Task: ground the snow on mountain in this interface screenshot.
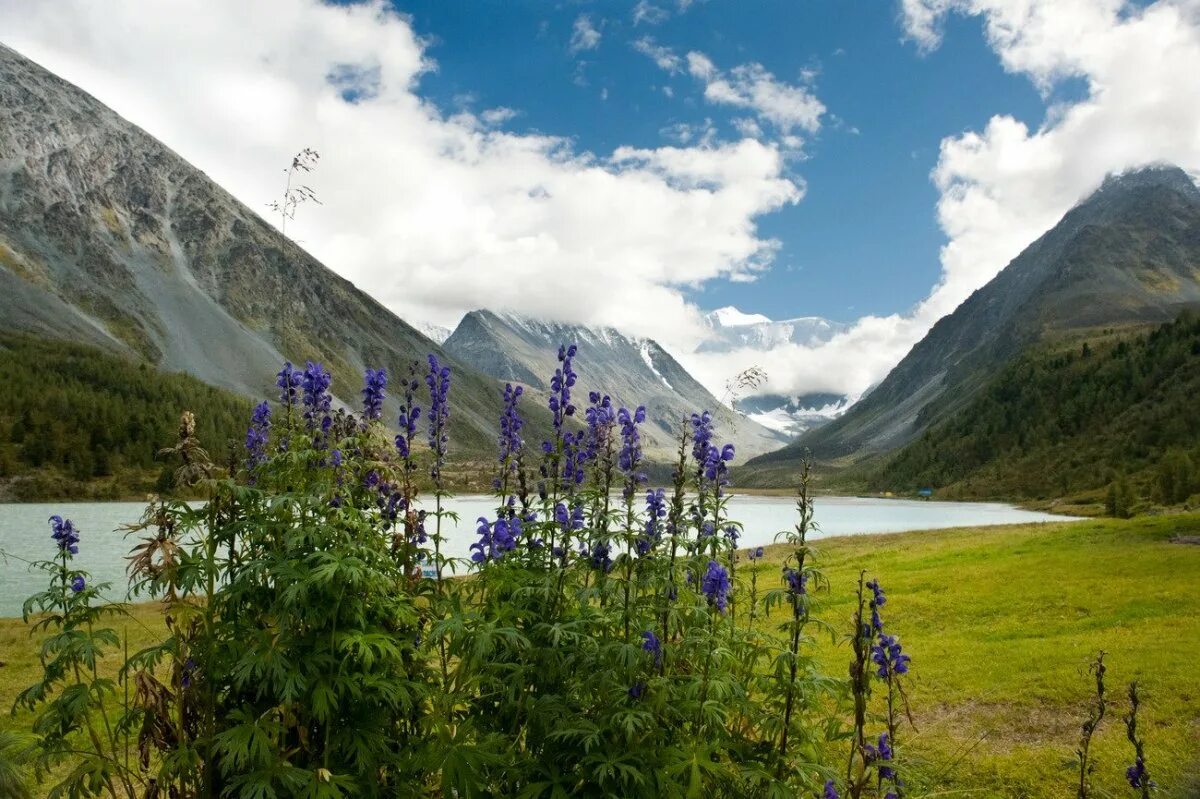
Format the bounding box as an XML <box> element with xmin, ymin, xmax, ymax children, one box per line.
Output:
<box><xmin>418</xmin><ymin>322</ymin><xmax>453</xmax><ymax>344</ymax></box>
<box><xmin>699</xmin><ymin>306</ymin><xmax>848</xmax><ymax>353</ymax></box>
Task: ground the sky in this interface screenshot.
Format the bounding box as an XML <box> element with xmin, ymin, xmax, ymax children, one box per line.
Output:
<box><xmin>2</xmin><ymin>0</ymin><xmax>1199</xmax><ymax>402</ymax></box>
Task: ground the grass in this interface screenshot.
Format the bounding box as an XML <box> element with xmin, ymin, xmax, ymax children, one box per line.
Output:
<box><xmin>2</xmin><ymin>514</ymin><xmax>1198</xmax><ymax>797</ymax></box>
<box><xmin>764</xmin><ymin>512</ymin><xmax>1200</xmax><ymax>798</ymax></box>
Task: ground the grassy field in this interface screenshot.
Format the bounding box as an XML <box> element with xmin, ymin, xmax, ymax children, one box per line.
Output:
<box><xmin>2</xmin><ymin>514</ymin><xmax>1198</xmax><ymax>797</ymax></box>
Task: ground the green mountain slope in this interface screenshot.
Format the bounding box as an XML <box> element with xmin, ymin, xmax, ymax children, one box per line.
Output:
<box><xmin>870</xmin><ymin>313</ymin><xmax>1200</xmax><ymax>506</ymax></box>
<box><xmin>0</xmin><ymin>335</ymin><xmax>252</xmax><ymax>500</ymax></box>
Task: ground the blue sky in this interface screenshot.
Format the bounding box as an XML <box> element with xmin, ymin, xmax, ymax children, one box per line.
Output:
<box><xmin>399</xmin><ymin>0</ymin><xmax>1066</xmax><ymax>322</ymax></box>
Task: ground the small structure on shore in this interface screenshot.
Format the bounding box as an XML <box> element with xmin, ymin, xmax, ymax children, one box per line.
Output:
<box><xmin>918</xmin><ymin>487</ymin><xmax>934</xmax><ymax>500</ymax></box>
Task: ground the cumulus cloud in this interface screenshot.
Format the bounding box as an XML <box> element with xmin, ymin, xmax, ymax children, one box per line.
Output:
<box><xmin>0</xmin><ymin>0</ymin><xmax>805</xmax><ymax>375</ymax></box>
<box><xmin>569</xmin><ymin>14</ymin><xmax>602</xmax><ymax>54</ymax></box>
<box><xmin>689</xmin><ymin>57</ymin><xmax>825</xmax><ymax>136</ymax></box>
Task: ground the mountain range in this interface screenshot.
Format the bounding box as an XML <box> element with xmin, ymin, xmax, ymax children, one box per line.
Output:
<box><xmin>746</xmin><ymin>164</ymin><xmax>1200</xmax><ymax>488</ymax></box>
<box><xmin>5</xmin><ymin>40</ymin><xmax>1199</xmax><ymax>504</ymax></box>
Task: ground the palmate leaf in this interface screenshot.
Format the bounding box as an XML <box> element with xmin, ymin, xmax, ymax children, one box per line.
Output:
<box><xmin>0</xmin><ymin>730</ymin><xmax>37</xmax><ymax>799</ymax></box>
<box><xmin>436</xmin><ymin>741</ymin><xmax>503</xmax><ymax>799</ymax></box>
<box><xmin>214</xmin><ymin>710</ymin><xmax>279</xmax><ymax>772</ymax></box>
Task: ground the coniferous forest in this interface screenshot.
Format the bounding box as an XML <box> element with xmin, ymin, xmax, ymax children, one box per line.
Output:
<box><xmin>873</xmin><ymin>313</ymin><xmax>1200</xmax><ymax>508</ymax></box>
<box><xmin>0</xmin><ymin>336</ymin><xmax>251</xmax><ymax>499</ymax></box>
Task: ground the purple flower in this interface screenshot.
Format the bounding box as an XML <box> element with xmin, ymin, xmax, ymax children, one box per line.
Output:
<box><xmin>636</xmin><ymin>488</ymin><xmax>667</xmax><ymax>556</ymax></box>
<box><xmin>628</xmin><ymin>681</ymin><xmax>646</xmax><ymax>700</ymax></box>
<box><xmin>641</xmin><ymin>629</ymin><xmax>662</xmax><ymax>668</ymax></box>
<box><xmin>701</xmin><ymin>560</ymin><xmax>730</xmax><ymax>612</ymax></box>
<box><xmin>1126</xmin><ymin>757</ymin><xmax>1154</xmax><ymax>789</ymax></box>
<box><xmin>245</xmin><ymin>401</ymin><xmax>271</xmax><ymax>469</ymax></box>
<box><xmin>561</xmin><ymin>430</ymin><xmax>587</xmax><ymax>486</ymax></box>
<box><xmin>584</xmin><ymin>391</ymin><xmax>615</xmax><ymax>462</ymax></box>
<box><xmin>583</xmin><ymin>540</ymin><xmax>613</xmax><ymax>572</ymax></box>
<box><xmin>49</xmin><ymin>515</ymin><xmax>79</xmax><ymax>555</ymax></box>
<box><xmin>498</xmin><ymin>383</ymin><xmax>525</xmax><ymax>466</ymax></box>
<box><xmin>181</xmin><ymin>657</ymin><xmax>196</xmax><ymax>689</ymax></box>
<box><xmin>702</xmin><ymin>442</ymin><xmax>735</xmax><ymax>490</ymax></box>
<box><xmin>617</xmin><ymin>406</ymin><xmax>647</xmax><ymax>496</ymax></box>
<box><xmin>70</xmin><ymin>575</ymin><xmax>85</xmax><ymax>593</ymax></box>
<box><xmin>749</xmin><ymin>546</ymin><xmax>765</xmax><ymax>562</ymax></box>
<box><xmin>554</xmin><ymin>500</ymin><xmax>585</xmax><ymax>533</ymax></box>
<box><xmin>867</xmin><ymin>579</ymin><xmax>886</xmax><ymax>632</ymax></box>
<box><xmin>723</xmin><ymin>524</ymin><xmax>740</xmax><ymax>545</ymax></box>
<box><xmin>361</xmin><ymin>367</ymin><xmax>387</xmax><ymax>421</ymax></box>
<box><xmin>276</xmin><ymin>361</ymin><xmax>302</xmax><ymax>407</ymax></box>
<box><xmin>871</xmin><ymin>633</ymin><xmax>911</xmax><ymax>679</ymax></box>
<box><xmin>548</xmin><ymin>343</ymin><xmax>578</xmax><ymax>434</ymax></box>
<box><xmin>690</xmin><ymin>411</ymin><xmax>714</xmax><ymax>465</ymax></box>
<box><xmin>470</xmin><ymin>515</ymin><xmax>520</xmax><ymax>563</ymax></box>
<box><xmin>876</xmin><ymin>732</ymin><xmax>895</xmax><ymax>779</ymax></box>
<box><xmin>301</xmin><ymin>361</ymin><xmax>332</xmax><ymax>432</ymax></box>
<box><xmin>425</xmin><ymin>355</ymin><xmax>451</xmax><ymax>480</ymax></box>
<box><xmin>785</xmin><ymin>567</ymin><xmax>807</xmax><ymax>596</ymax></box>
<box><xmin>823</xmin><ymin>781</ymin><xmax>840</xmax><ymax>799</ymax></box>
<box><xmin>394</xmin><ymin>371</ymin><xmax>422</xmax><ymax>460</ymax></box>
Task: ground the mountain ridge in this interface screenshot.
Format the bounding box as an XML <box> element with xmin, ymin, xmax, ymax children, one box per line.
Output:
<box><xmin>747</xmin><ymin>164</ymin><xmax>1200</xmax><ymax>479</ymax></box>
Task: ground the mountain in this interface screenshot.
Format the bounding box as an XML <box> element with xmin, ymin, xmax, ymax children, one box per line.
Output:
<box><xmin>747</xmin><ymin>164</ymin><xmax>1200</xmax><ymax>482</ymax></box>
<box><xmin>698</xmin><ymin>306</ymin><xmax>847</xmax><ymax>353</ymax></box>
<box><xmin>0</xmin><ymin>44</ymin><xmax>555</xmax><ymax>458</ymax></box>
<box><xmin>444</xmin><ymin>310</ymin><xmax>787</xmax><ymax>460</ymax></box>
<box><xmin>736</xmin><ymin>392</ymin><xmax>851</xmax><ymax>437</ymax></box>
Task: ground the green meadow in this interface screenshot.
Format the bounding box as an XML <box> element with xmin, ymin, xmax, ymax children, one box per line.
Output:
<box><xmin>2</xmin><ymin>513</ymin><xmax>1198</xmax><ymax>797</ymax></box>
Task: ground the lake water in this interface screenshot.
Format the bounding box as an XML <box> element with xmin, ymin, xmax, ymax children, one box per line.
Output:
<box><xmin>0</xmin><ymin>496</ymin><xmax>1074</xmax><ymax>617</ymax></box>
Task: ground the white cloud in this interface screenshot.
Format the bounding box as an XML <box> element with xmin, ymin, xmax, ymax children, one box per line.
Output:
<box><xmin>632</xmin><ymin>36</ymin><xmax>682</xmax><ymax>73</ymax></box>
<box><xmin>632</xmin><ymin>1</ymin><xmax>669</xmax><ymax>26</ymax></box>
<box><xmin>0</xmin><ymin>0</ymin><xmax>806</xmax><ymax>375</ymax></box>
<box><xmin>480</xmin><ymin>106</ymin><xmax>518</xmax><ymax>126</ymax></box>
<box><xmin>569</xmin><ymin>14</ymin><xmax>602</xmax><ymax>54</ymax></box>
<box><xmin>638</xmin><ymin>47</ymin><xmax>825</xmax><ymax>148</ymax></box>
<box><xmin>691</xmin><ymin>57</ymin><xmax>825</xmax><ymax>136</ymax></box>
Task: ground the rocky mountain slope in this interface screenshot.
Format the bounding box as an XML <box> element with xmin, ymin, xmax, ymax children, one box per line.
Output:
<box><xmin>444</xmin><ymin>310</ymin><xmax>787</xmax><ymax>460</ymax></box>
<box><xmin>0</xmin><ymin>44</ymin><xmax>556</xmax><ymax>456</ymax></box>
<box><xmin>747</xmin><ymin>165</ymin><xmax>1200</xmax><ymax>481</ymax></box>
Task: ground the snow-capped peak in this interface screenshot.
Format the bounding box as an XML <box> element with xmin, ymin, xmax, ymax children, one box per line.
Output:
<box><xmin>707</xmin><ymin>306</ymin><xmax>773</xmax><ymax>328</ymax></box>
<box><xmin>418</xmin><ymin>322</ymin><xmax>453</xmax><ymax>344</ymax></box>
